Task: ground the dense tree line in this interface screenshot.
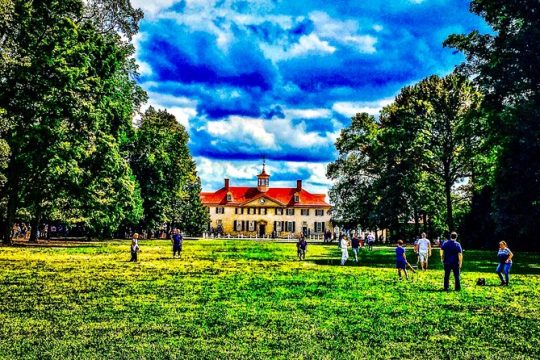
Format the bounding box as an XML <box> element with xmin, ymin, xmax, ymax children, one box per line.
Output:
<box><xmin>329</xmin><ymin>0</ymin><xmax>540</xmax><ymax>250</ymax></box>
<box><xmin>0</xmin><ymin>0</ymin><xmax>208</xmax><ymax>244</ymax></box>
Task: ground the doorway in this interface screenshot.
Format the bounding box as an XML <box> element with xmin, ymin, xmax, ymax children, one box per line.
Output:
<box><xmin>259</xmin><ymin>224</ymin><xmax>266</xmax><ymax>237</ymax></box>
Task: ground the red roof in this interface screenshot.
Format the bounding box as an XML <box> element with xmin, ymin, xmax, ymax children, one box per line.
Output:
<box><xmin>201</xmin><ymin>187</ymin><xmax>330</xmax><ymax>207</ymax></box>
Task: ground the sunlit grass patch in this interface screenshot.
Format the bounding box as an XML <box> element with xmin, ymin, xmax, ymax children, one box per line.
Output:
<box><xmin>0</xmin><ymin>240</ymin><xmax>539</xmax><ymax>359</ymax></box>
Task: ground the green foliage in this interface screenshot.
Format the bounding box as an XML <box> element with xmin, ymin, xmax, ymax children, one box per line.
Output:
<box><xmin>329</xmin><ymin>75</ymin><xmax>483</xmax><ymax>239</ymax></box>
<box><xmin>445</xmin><ymin>0</ymin><xmax>540</xmax><ymax>249</ymax></box>
<box><xmin>131</xmin><ymin>107</ymin><xmax>209</xmax><ymax>234</ymax></box>
<box><xmin>0</xmin><ymin>240</ymin><xmax>539</xmax><ymax>359</ymax></box>
<box><xmin>0</xmin><ymin>0</ymin><xmax>145</xmax><ymax>241</ymax></box>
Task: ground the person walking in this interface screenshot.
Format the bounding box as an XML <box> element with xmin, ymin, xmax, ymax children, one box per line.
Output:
<box><xmin>297</xmin><ymin>235</ymin><xmax>308</xmax><ymax>260</ymax></box>
<box><xmin>351</xmin><ymin>234</ymin><xmax>361</xmax><ymax>263</ymax></box>
<box><xmin>172</xmin><ymin>229</ymin><xmax>183</xmax><ymax>258</ymax></box>
<box><xmin>396</xmin><ymin>240</ymin><xmax>409</xmax><ymax>280</ymax></box>
<box><xmin>130</xmin><ymin>233</ymin><xmax>140</xmax><ymax>262</ymax></box>
<box><xmin>340</xmin><ymin>235</ymin><xmax>350</xmax><ymax>265</ymax></box>
<box><xmin>496</xmin><ymin>241</ymin><xmax>513</xmax><ymax>286</ymax></box>
<box><xmin>440</xmin><ymin>232</ymin><xmax>463</xmax><ymax>291</ymax></box>
<box><xmin>417</xmin><ymin>233</ymin><xmax>432</xmax><ymax>270</ymax></box>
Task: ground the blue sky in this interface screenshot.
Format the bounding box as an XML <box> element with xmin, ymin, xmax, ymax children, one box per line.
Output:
<box><xmin>131</xmin><ymin>0</ymin><xmax>489</xmax><ymax>195</ymax></box>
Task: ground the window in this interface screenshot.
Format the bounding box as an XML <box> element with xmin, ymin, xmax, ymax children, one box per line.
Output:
<box><xmin>275</xmin><ymin>208</ymin><xmax>283</xmax><ymax>215</ymax></box>
<box><xmin>301</xmin><ymin>209</ymin><xmax>310</xmax><ymax>216</ymax></box>
<box><xmin>286</xmin><ymin>221</ymin><xmax>295</xmax><ymax>232</ymax></box>
<box><xmin>275</xmin><ymin>222</ymin><xmax>282</xmax><ymax>231</ymax></box>
<box><xmin>235</xmin><ymin>208</ymin><xmax>244</xmax><ymax>215</ymax></box>
<box><xmin>247</xmin><ymin>208</ymin><xmax>255</xmax><ymax>215</ymax></box>
<box><xmin>286</xmin><ymin>209</ymin><xmax>295</xmax><ymax>216</ymax></box>
<box><xmin>315</xmin><ymin>222</ymin><xmax>325</xmax><ymax>233</ymax></box>
<box><xmin>257</xmin><ymin>208</ymin><xmax>267</xmax><ymax>215</ymax></box>
<box><xmin>216</xmin><ymin>207</ymin><xmax>225</xmax><ymax>214</ymax></box>
<box><xmin>315</xmin><ymin>209</ymin><xmax>324</xmax><ymax>216</ymax></box>
<box><xmin>248</xmin><ymin>221</ymin><xmax>255</xmax><ymax>231</ymax></box>
<box><xmin>294</xmin><ymin>195</ymin><xmax>299</xmax><ymax>202</ymax></box>
<box><xmin>226</xmin><ymin>193</ymin><xmax>232</xmax><ymax>202</ymax></box>
<box><xmin>235</xmin><ymin>221</ymin><xmax>242</xmax><ymax>231</ymax></box>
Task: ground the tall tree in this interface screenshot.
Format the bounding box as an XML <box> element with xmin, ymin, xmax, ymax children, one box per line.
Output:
<box><xmin>445</xmin><ymin>0</ymin><xmax>540</xmax><ymax>249</ymax></box>
<box><xmin>328</xmin><ymin>74</ymin><xmax>482</xmax><ymax>239</ymax></box>
<box><xmin>0</xmin><ymin>0</ymin><xmax>145</xmax><ymax>243</ymax></box>
<box><xmin>131</xmin><ymin>107</ymin><xmax>209</xmax><ymax>235</ymax></box>
<box><xmin>327</xmin><ymin>113</ymin><xmax>380</xmax><ymax>230</ymax></box>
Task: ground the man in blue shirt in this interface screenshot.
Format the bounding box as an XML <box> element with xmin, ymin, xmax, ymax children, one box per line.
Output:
<box><xmin>172</xmin><ymin>229</ymin><xmax>183</xmax><ymax>258</ymax></box>
<box><xmin>440</xmin><ymin>232</ymin><xmax>463</xmax><ymax>291</ymax></box>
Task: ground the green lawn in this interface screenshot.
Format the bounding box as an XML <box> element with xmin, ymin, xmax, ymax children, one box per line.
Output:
<box><xmin>1</xmin><ymin>240</ymin><xmax>539</xmax><ymax>359</ymax></box>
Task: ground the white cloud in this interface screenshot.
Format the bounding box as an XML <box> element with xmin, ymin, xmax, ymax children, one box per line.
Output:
<box><xmin>289</xmin><ymin>34</ymin><xmax>336</xmax><ymax>56</ymax></box>
<box><xmin>332</xmin><ymin>98</ymin><xmax>394</xmax><ymax>117</ymax></box>
<box><xmin>285</xmin><ymin>108</ymin><xmax>332</xmax><ymax>119</ymax></box>
<box><xmin>342</xmin><ymin>35</ymin><xmax>377</xmax><ymax>53</ymax></box>
<box><xmin>131</xmin><ymin>0</ymin><xmax>177</xmax><ymax>18</ymax></box>
<box><xmin>205</xmin><ymin>117</ymin><xmax>278</xmax><ymax>150</ymax></box>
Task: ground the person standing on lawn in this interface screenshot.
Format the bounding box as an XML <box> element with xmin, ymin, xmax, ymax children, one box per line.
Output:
<box><xmin>130</xmin><ymin>233</ymin><xmax>140</xmax><ymax>262</ymax></box>
<box><xmin>351</xmin><ymin>233</ymin><xmax>361</xmax><ymax>263</ymax></box>
<box><xmin>440</xmin><ymin>232</ymin><xmax>463</xmax><ymax>291</ymax></box>
<box><xmin>367</xmin><ymin>233</ymin><xmax>375</xmax><ymax>250</ymax></box>
<box><xmin>496</xmin><ymin>241</ymin><xmax>513</xmax><ymax>286</ymax></box>
<box><xmin>172</xmin><ymin>229</ymin><xmax>183</xmax><ymax>258</ymax></box>
<box><xmin>340</xmin><ymin>235</ymin><xmax>350</xmax><ymax>265</ymax></box>
<box><xmin>417</xmin><ymin>233</ymin><xmax>432</xmax><ymax>270</ymax></box>
<box><xmin>296</xmin><ymin>234</ymin><xmax>308</xmax><ymax>260</ymax></box>
<box><xmin>396</xmin><ymin>240</ymin><xmax>409</xmax><ymax>280</ymax></box>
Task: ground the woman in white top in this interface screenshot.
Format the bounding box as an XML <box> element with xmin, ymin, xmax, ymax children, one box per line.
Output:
<box><xmin>340</xmin><ymin>235</ymin><xmax>350</xmax><ymax>265</ymax></box>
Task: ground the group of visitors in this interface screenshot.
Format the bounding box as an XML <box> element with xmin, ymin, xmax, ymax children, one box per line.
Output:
<box><xmin>128</xmin><ymin>229</ymin><xmax>515</xmax><ymax>289</ymax></box>
<box><xmin>129</xmin><ymin>229</ymin><xmax>184</xmax><ymax>262</ymax></box>
<box><xmin>395</xmin><ymin>232</ymin><xmax>514</xmax><ymax>290</ymax></box>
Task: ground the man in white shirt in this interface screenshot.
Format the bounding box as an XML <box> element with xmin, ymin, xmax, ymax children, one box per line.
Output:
<box><xmin>417</xmin><ymin>232</ymin><xmax>432</xmax><ymax>270</ymax></box>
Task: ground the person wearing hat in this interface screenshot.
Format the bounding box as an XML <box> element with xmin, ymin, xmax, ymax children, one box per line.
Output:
<box><xmin>440</xmin><ymin>232</ymin><xmax>463</xmax><ymax>291</ymax></box>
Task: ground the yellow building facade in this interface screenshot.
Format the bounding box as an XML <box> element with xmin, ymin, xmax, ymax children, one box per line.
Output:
<box><xmin>200</xmin><ymin>167</ymin><xmax>332</xmax><ymax>238</ymax></box>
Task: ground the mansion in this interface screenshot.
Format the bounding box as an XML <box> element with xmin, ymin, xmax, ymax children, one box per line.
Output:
<box><xmin>200</xmin><ymin>165</ymin><xmax>332</xmax><ymax>238</ymax></box>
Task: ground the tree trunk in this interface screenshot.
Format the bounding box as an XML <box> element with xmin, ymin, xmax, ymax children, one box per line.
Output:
<box><xmin>413</xmin><ymin>208</ymin><xmax>420</xmax><ymax>238</ymax></box>
<box><xmin>445</xmin><ymin>179</ymin><xmax>453</xmax><ymax>232</ymax></box>
<box><xmin>29</xmin><ymin>216</ymin><xmax>40</xmax><ymax>243</ymax></box>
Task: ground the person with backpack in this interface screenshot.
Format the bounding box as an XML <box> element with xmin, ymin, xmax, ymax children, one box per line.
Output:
<box><xmin>496</xmin><ymin>241</ymin><xmax>513</xmax><ymax>286</ymax></box>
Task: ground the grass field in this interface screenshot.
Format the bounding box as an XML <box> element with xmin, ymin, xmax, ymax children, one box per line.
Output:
<box><xmin>1</xmin><ymin>240</ymin><xmax>539</xmax><ymax>359</ymax></box>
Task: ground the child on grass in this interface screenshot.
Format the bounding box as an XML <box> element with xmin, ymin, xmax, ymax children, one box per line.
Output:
<box><xmin>396</xmin><ymin>240</ymin><xmax>409</xmax><ymax>280</ymax></box>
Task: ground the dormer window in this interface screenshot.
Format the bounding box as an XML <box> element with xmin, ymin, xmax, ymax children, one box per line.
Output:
<box><xmin>294</xmin><ymin>193</ymin><xmax>299</xmax><ymax>203</ymax></box>
<box><xmin>226</xmin><ymin>192</ymin><xmax>232</xmax><ymax>202</ymax></box>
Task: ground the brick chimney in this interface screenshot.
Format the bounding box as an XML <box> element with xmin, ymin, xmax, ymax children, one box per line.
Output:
<box><xmin>224</xmin><ymin>178</ymin><xmax>230</xmax><ymax>190</ymax></box>
<box><xmin>296</xmin><ymin>180</ymin><xmax>302</xmax><ymax>190</ymax></box>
